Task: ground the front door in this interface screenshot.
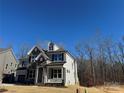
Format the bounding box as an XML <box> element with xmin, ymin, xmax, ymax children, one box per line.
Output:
<box><xmin>38</xmin><ymin>68</ymin><xmax>43</xmax><ymax>83</ymax></box>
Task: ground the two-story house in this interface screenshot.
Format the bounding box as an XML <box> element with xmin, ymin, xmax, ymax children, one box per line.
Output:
<box><xmin>0</xmin><ymin>48</ymin><xmax>17</xmax><ymax>83</ymax></box>
<box><xmin>16</xmin><ymin>42</ymin><xmax>78</xmax><ymax>86</ymax></box>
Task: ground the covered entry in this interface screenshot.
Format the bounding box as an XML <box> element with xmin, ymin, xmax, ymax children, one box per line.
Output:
<box><xmin>35</xmin><ymin>67</ymin><xmax>44</xmax><ymax>84</ymax></box>
<box><xmin>37</xmin><ymin>67</ymin><xmax>43</xmax><ymax>83</ymax></box>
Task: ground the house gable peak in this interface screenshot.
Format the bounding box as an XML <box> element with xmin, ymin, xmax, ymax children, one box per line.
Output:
<box><xmin>27</xmin><ymin>45</ymin><xmax>42</xmax><ymax>55</ymax></box>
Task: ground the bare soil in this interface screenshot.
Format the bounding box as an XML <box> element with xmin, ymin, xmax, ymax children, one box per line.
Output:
<box><xmin>1</xmin><ymin>85</ymin><xmax>124</xmax><ymax>93</ymax></box>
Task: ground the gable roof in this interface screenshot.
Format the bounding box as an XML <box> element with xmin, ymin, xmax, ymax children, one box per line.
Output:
<box><xmin>27</xmin><ymin>45</ymin><xmax>39</xmax><ymax>55</ymax></box>
<box><xmin>27</xmin><ymin>44</ymin><xmax>75</xmax><ymax>61</ymax></box>
<box><xmin>35</xmin><ymin>52</ymin><xmax>49</xmax><ymax>61</ymax></box>
<box><xmin>27</xmin><ymin>45</ymin><xmax>49</xmax><ymax>59</ymax></box>
<box><xmin>27</xmin><ymin>45</ymin><xmax>44</xmax><ymax>55</ymax></box>
<box><xmin>0</xmin><ymin>48</ymin><xmax>9</xmax><ymax>52</ymax></box>
<box><xmin>0</xmin><ymin>48</ymin><xmax>18</xmax><ymax>63</ymax></box>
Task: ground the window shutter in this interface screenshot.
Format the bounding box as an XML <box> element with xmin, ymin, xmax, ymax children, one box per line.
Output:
<box><xmin>62</xmin><ymin>53</ymin><xmax>64</xmax><ymax>61</ymax></box>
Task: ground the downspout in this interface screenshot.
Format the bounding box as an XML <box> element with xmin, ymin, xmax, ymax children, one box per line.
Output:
<box><xmin>74</xmin><ymin>60</ymin><xmax>77</xmax><ymax>84</ymax></box>
<box><xmin>1</xmin><ymin>52</ymin><xmax>7</xmax><ymax>83</ymax></box>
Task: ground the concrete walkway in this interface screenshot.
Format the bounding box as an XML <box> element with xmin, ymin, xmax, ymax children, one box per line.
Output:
<box><xmin>0</xmin><ymin>83</ymin><xmax>38</xmax><ymax>88</ymax></box>
<box><xmin>0</xmin><ymin>83</ymin><xmax>15</xmax><ymax>86</ymax></box>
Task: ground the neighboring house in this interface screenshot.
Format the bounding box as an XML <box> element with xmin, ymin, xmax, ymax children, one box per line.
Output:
<box><xmin>0</xmin><ymin>48</ymin><xmax>18</xmax><ymax>83</ymax></box>
<box><xmin>16</xmin><ymin>42</ymin><xmax>78</xmax><ymax>86</ymax></box>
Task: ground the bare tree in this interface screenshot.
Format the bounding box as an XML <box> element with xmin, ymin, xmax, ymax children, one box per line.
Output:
<box><xmin>17</xmin><ymin>44</ymin><xmax>31</xmax><ymax>59</ymax></box>
<box><xmin>76</xmin><ymin>34</ymin><xmax>124</xmax><ymax>86</ymax></box>
<box><xmin>85</xmin><ymin>44</ymin><xmax>96</xmax><ymax>85</ymax></box>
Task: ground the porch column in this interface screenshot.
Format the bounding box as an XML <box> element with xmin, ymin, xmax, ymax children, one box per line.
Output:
<box><xmin>62</xmin><ymin>68</ymin><xmax>63</xmax><ymax>79</ymax></box>
<box><xmin>43</xmin><ymin>68</ymin><xmax>46</xmax><ymax>84</ymax></box>
<box><xmin>35</xmin><ymin>67</ymin><xmax>39</xmax><ymax>84</ymax></box>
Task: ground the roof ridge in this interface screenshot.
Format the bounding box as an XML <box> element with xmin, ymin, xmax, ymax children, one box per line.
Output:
<box><xmin>0</xmin><ymin>48</ymin><xmax>11</xmax><ymax>52</ymax></box>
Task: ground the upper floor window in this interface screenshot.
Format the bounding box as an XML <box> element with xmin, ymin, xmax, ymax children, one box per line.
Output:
<box><xmin>52</xmin><ymin>53</ymin><xmax>64</xmax><ymax>62</ymax></box>
<box><xmin>5</xmin><ymin>64</ymin><xmax>8</xmax><ymax>69</ymax></box>
<box><xmin>49</xmin><ymin>42</ymin><xmax>54</xmax><ymax>51</ymax></box>
<box><xmin>72</xmin><ymin>63</ymin><xmax>74</xmax><ymax>70</ymax></box>
<box><xmin>31</xmin><ymin>55</ymin><xmax>37</xmax><ymax>62</ymax></box>
<box><xmin>11</xmin><ymin>63</ymin><xmax>13</xmax><ymax>66</ymax></box>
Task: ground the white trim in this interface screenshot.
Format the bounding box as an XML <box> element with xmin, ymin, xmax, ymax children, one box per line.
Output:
<box><xmin>27</xmin><ymin>45</ymin><xmax>49</xmax><ymax>60</ymax></box>
<box><xmin>27</xmin><ymin>45</ymin><xmax>44</xmax><ymax>55</ymax></box>
<box><xmin>27</xmin><ymin>45</ymin><xmax>38</xmax><ymax>55</ymax></box>
<box><xmin>35</xmin><ymin>67</ymin><xmax>39</xmax><ymax>84</ymax></box>
<box><xmin>35</xmin><ymin>53</ymin><xmax>42</xmax><ymax>60</ymax></box>
<box><xmin>35</xmin><ymin>53</ymin><xmax>49</xmax><ymax>61</ymax></box>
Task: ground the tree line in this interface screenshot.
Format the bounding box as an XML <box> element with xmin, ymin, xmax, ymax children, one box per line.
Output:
<box><xmin>16</xmin><ymin>35</ymin><xmax>124</xmax><ymax>87</ymax></box>
<box><xmin>76</xmin><ymin>35</ymin><xmax>124</xmax><ymax>86</ymax></box>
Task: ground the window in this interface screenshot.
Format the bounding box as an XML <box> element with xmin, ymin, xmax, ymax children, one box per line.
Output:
<box><xmin>11</xmin><ymin>63</ymin><xmax>13</xmax><ymax>66</ymax></box>
<box><xmin>53</xmin><ymin>69</ymin><xmax>57</xmax><ymax>78</ymax></box>
<box><xmin>72</xmin><ymin>63</ymin><xmax>74</xmax><ymax>69</ymax></box>
<box><xmin>49</xmin><ymin>69</ymin><xmax>53</xmax><ymax>79</ymax></box>
<box><xmin>67</xmin><ymin>69</ymin><xmax>70</xmax><ymax>73</ymax></box>
<box><xmin>58</xmin><ymin>54</ymin><xmax>63</xmax><ymax>61</ymax></box>
<box><xmin>58</xmin><ymin>69</ymin><xmax>62</xmax><ymax>78</ymax></box>
<box><xmin>40</xmin><ymin>57</ymin><xmax>43</xmax><ymax>62</ymax></box>
<box><xmin>49</xmin><ymin>43</ymin><xmax>54</xmax><ymax>51</ymax></box>
<box><xmin>29</xmin><ymin>70</ymin><xmax>35</xmax><ymax>79</ymax></box>
<box><xmin>52</xmin><ymin>54</ymin><xmax>57</xmax><ymax>61</ymax></box>
<box><xmin>22</xmin><ymin>61</ymin><xmax>25</xmax><ymax>67</ymax></box>
<box><xmin>49</xmin><ymin>68</ymin><xmax>62</xmax><ymax>79</ymax></box>
<box><xmin>6</xmin><ymin>64</ymin><xmax>8</xmax><ymax>69</ymax></box>
<box><xmin>31</xmin><ymin>55</ymin><xmax>37</xmax><ymax>62</ymax></box>
<box><xmin>52</xmin><ymin>54</ymin><xmax>64</xmax><ymax>62</ymax></box>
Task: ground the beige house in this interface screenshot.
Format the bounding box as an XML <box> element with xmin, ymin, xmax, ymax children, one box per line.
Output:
<box><xmin>0</xmin><ymin>48</ymin><xmax>18</xmax><ymax>83</ymax></box>
<box><xmin>16</xmin><ymin>42</ymin><xmax>78</xmax><ymax>86</ymax></box>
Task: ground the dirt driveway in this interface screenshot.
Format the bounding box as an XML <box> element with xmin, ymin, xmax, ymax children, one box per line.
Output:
<box><xmin>0</xmin><ymin>84</ymin><xmax>124</xmax><ymax>93</ymax></box>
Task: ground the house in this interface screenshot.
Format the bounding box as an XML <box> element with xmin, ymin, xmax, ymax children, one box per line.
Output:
<box><xmin>0</xmin><ymin>48</ymin><xmax>18</xmax><ymax>83</ymax></box>
<box><xmin>16</xmin><ymin>42</ymin><xmax>78</xmax><ymax>86</ymax></box>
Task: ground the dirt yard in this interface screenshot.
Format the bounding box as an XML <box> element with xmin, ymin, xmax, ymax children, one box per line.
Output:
<box><xmin>0</xmin><ymin>85</ymin><xmax>124</xmax><ymax>93</ymax></box>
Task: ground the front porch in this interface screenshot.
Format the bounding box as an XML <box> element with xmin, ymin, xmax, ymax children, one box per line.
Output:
<box><xmin>35</xmin><ymin>66</ymin><xmax>65</xmax><ymax>85</ymax></box>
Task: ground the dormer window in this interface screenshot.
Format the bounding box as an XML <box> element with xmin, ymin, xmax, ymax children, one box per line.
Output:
<box><xmin>52</xmin><ymin>53</ymin><xmax>64</xmax><ymax>62</ymax></box>
<box><xmin>49</xmin><ymin>42</ymin><xmax>54</xmax><ymax>51</ymax></box>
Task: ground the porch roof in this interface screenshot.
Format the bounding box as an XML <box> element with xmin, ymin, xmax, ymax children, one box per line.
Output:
<box><xmin>46</xmin><ymin>62</ymin><xmax>66</xmax><ymax>66</ymax></box>
<box><xmin>17</xmin><ymin>67</ymin><xmax>27</xmax><ymax>70</ymax></box>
